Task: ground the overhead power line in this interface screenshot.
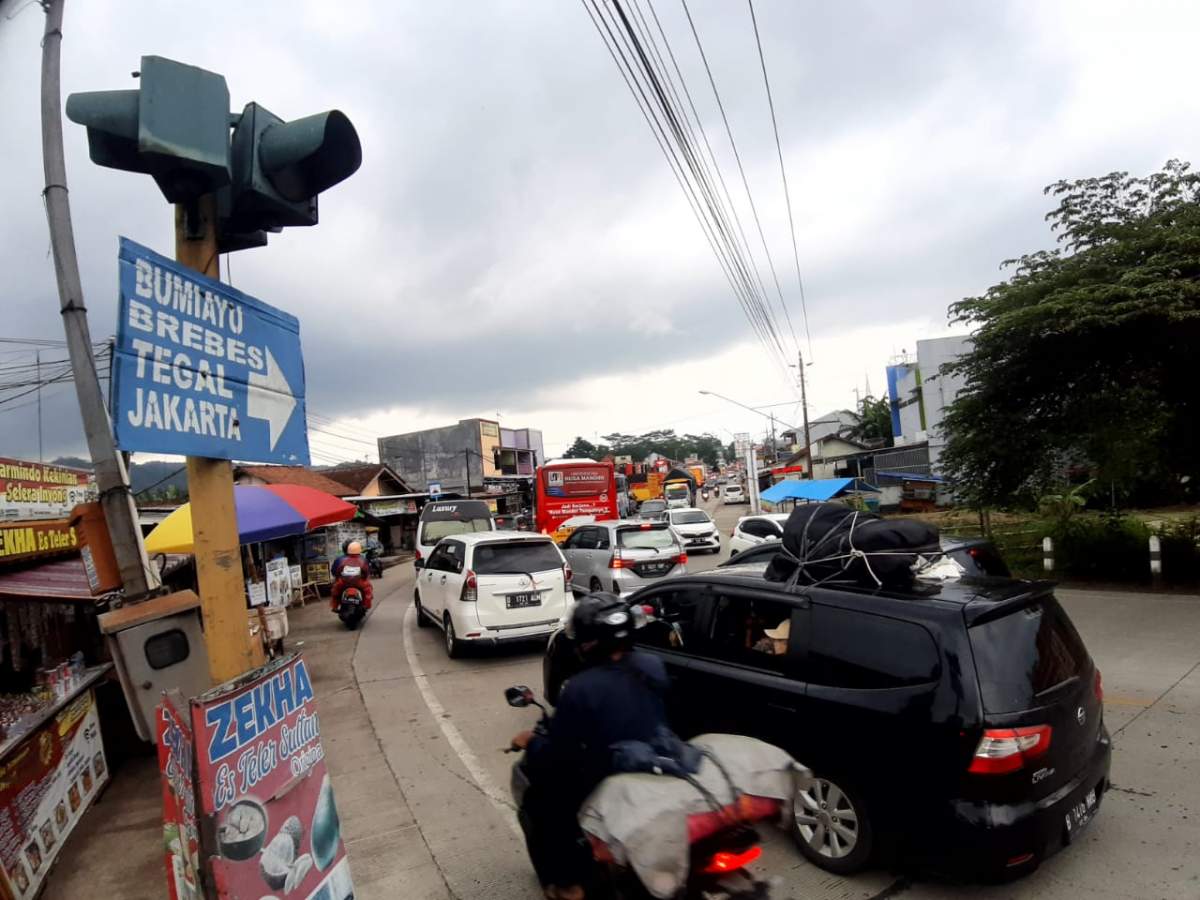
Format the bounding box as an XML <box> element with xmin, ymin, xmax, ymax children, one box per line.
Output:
<box><xmin>579</xmin><ymin>0</ymin><xmax>798</xmax><ymax>389</ymax></box>
<box><xmin>679</xmin><ymin>0</ymin><xmax>799</xmax><ymax>353</ymax></box>
<box><xmin>747</xmin><ymin>0</ymin><xmax>813</xmax><ymax>357</ymax></box>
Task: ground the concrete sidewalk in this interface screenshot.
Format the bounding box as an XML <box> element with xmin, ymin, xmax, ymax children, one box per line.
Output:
<box><xmin>44</xmin><ymin>567</ymin><xmax>441</xmax><ymax>899</ymax></box>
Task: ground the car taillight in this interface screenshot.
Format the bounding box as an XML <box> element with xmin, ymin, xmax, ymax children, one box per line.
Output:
<box><xmin>968</xmin><ymin>725</ymin><xmax>1052</xmax><ymax>775</ymax></box>
<box><xmin>608</xmin><ymin>551</ymin><xmax>625</xmax><ymax>569</ymax></box>
<box><xmin>563</xmin><ymin>563</ymin><xmax>572</xmax><ymax>584</ymax></box>
<box><xmin>676</xmin><ymin>552</ymin><xmax>688</xmax><ymax>565</ymax></box>
<box><xmin>703</xmin><ymin>845</ymin><xmax>761</xmax><ymax>874</ymax></box>
<box><xmin>1094</xmin><ymin>668</ymin><xmax>1103</xmax><ymax>702</ymax></box>
<box><xmin>414</xmin><ymin>548</ymin><xmax>422</xmax><ymax>561</ymax></box>
<box><xmin>461</xmin><ymin>570</ymin><xmax>478</xmax><ymax>602</ymax></box>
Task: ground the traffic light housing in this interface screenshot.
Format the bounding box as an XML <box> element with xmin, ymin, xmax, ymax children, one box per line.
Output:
<box><xmin>67</xmin><ymin>55</ymin><xmax>362</xmax><ymax>251</ymax></box>
<box><xmin>221</xmin><ymin>102</ymin><xmax>362</xmax><ymax>234</ymax></box>
<box><xmin>66</xmin><ymin>56</ymin><xmax>230</xmax><ymax>203</ymax></box>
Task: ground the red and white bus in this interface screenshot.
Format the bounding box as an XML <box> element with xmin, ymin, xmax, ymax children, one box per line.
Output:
<box><xmin>535</xmin><ymin>458</ymin><xmax>619</xmax><ymax>542</ymax></box>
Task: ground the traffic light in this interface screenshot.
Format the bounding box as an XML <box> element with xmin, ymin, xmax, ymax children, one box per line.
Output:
<box><xmin>66</xmin><ymin>56</ymin><xmax>230</xmax><ymax>203</ymax></box>
<box><xmin>67</xmin><ymin>55</ymin><xmax>362</xmax><ymax>251</ymax></box>
<box><xmin>221</xmin><ymin>102</ymin><xmax>362</xmax><ymax>234</ymax></box>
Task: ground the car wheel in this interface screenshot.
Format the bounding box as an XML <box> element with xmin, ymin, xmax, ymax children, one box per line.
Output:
<box><xmin>792</xmin><ymin>774</ymin><xmax>874</xmax><ymax>875</ymax></box>
<box><xmin>443</xmin><ymin>614</ymin><xmax>463</xmax><ymax>658</ymax></box>
<box><xmin>414</xmin><ymin>589</ymin><xmax>431</xmax><ymax>627</ymax></box>
<box><xmin>589</xmin><ymin>577</ymin><xmax>603</xmax><ymax>593</ymax></box>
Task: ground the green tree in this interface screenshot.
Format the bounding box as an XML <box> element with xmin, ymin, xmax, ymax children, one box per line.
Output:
<box><xmin>564</xmin><ymin>439</ymin><xmax>597</xmax><ymax>460</ymax></box>
<box><xmin>849</xmin><ymin>396</ymin><xmax>893</xmax><ymax>448</ymax></box>
<box><xmin>593</xmin><ymin>429</ymin><xmax>724</xmax><ymax>467</ymax></box>
<box><xmin>942</xmin><ymin>160</ymin><xmax>1200</xmax><ymax>506</ymax></box>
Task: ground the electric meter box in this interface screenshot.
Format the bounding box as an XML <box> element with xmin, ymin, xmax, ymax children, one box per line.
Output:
<box><xmin>98</xmin><ymin>590</ymin><xmax>212</xmax><ymax>741</ymax></box>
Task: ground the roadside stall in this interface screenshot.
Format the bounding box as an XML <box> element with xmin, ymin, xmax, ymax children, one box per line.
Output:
<box><xmin>144</xmin><ymin>485</ymin><xmax>357</xmax><ymax>650</ymax></box>
<box><xmin>345</xmin><ymin>494</ymin><xmax>424</xmax><ymax>551</ymax></box>
<box><xmin>0</xmin><ymin>520</ymin><xmax>114</xmax><ymax>900</ymax></box>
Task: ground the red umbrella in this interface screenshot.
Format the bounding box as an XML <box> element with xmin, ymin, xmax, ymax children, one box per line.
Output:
<box><xmin>258</xmin><ymin>484</ymin><xmax>359</xmax><ymax>530</ymax></box>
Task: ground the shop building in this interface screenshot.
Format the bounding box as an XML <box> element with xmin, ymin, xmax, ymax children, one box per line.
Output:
<box><xmin>0</xmin><ymin>460</ymin><xmax>122</xmax><ymax>899</ymax></box>
<box><xmin>378</xmin><ymin>419</ymin><xmax>543</xmax><ymax>508</ymax></box>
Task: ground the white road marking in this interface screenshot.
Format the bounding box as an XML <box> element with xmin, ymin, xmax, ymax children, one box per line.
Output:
<box><xmin>402</xmin><ymin>604</ymin><xmax>523</xmax><ymax>838</ymax></box>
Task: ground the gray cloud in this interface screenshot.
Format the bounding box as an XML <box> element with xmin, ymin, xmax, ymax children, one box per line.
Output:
<box><xmin>1</xmin><ymin>0</ymin><xmax>1196</xmax><ymax>460</ymax></box>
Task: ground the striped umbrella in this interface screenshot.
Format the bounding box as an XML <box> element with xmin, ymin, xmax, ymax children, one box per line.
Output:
<box><xmin>144</xmin><ymin>484</ymin><xmax>357</xmax><ymax>555</ymax></box>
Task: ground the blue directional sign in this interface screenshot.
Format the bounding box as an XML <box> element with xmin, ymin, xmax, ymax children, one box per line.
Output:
<box><xmin>112</xmin><ymin>238</ymin><xmax>310</xmax><ymax>464</ymax></box>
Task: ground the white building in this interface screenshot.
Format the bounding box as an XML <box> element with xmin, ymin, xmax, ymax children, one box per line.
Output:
<box><xmin>885</xmin><ymin>335</ymin><xmax>973</xmax><ymax>476</ymax></box>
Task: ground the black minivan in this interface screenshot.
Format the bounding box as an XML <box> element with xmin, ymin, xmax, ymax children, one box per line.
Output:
<box><xmin>543</xmin><ymin>562</ymin><xmax>1110</xmax><ymax>878</ymax></box>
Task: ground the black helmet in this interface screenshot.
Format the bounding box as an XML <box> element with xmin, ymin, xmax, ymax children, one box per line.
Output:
<box><xmin>567</xmin><ymin>592</ymin><xmax>639</xmax><ymax>647</ymax></box>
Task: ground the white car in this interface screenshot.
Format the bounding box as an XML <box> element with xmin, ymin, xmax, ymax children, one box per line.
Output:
<box><xmin>721</xmin><ymin>484</ymin><xmax>747</xmax><ymax>505</ymax></box>
<box><xmin>728</xmin><ymin>513</ymin><xmax>790</xmax><ymax>557</ymax></box>
<box><xmin>413</xmin><ymin>532</ymin><xmax>571</xmax><ymax>657</ymax></box>
<box><xmin>414</xmin><ymin>499</ymin><xmax>495</xmax><ymax>569</ymax></box>
<box><xmin>666</xmin><ymin>507</ymin><xmax>720</xmax><ymax>554</ymax></box>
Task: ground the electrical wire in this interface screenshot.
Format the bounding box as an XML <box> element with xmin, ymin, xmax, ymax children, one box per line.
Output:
<box><xmin>134</xmin><ymin>465</ymin><xmax>187</xmax><ymax>497</ymax></box>
<box><xmin>747</xmin><ymin>0</ymin><xmax>812</xmax><ymax>357</ymax></box>
<box><xmin>581</xmin><ymin>0</ymin><xmax>796</xmax><ymax>386</ymax></box>
<box><xmin>679</xmin><ymin>0</ymin><xmax>799</xmax><ymax>355</ymax></box>
<box><xmin>583</xmin><ymin>0</ymin><xmax>772</xmax><ymax>359</ymax></box>
<box><xmin>636</xmin><ymin>0</ymin><xmax>789</xmax><ymax>370</ymax></box>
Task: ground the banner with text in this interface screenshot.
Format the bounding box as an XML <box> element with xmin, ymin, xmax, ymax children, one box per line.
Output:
<box><xmin>157</xmin><ymin>693</ymin><xmax>202</xmax><ymax>900</ymax></box>
<box><xmin>0</xmin><ymin>691</ymin><xmax>108</xmax><ymax>900</ymax></box>
<box><xmin>0</xmin><ymin>458</ymin><xmax>95</xmax><ymax>522</ymax></box>
<box><xmin>192</xmin><ymin>653</ymin><xmax>352</xmax><ymax>899</ymax></box>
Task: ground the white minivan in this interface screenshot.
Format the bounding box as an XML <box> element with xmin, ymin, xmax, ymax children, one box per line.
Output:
<box><xmin>413</xmin><ymin>532</ymin><xmax>571</xmax><ymax>657</ymax></box>
<box><xmin>414</xmin><ymin>499</ymin><xmax>495</xmax><ymax>568</ymax></box>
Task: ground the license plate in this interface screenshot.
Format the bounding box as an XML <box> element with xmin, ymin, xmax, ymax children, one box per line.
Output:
<box><xmin>1063</xmin><ymin>788</ymin><xmax>1097</xmax><ymax>842</ymax></box>
<box><xmin>505</xmin><ymin>593</ymin><xmax>540</xmax><ymax>609</ymax></box>
<box><xmin>638</xmin><ymin>563</ymin><xmax>671</xmax><ymax>575</ymax></box>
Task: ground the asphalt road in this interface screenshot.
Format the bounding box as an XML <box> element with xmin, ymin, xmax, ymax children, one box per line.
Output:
<box><xmin>356</xmin><ymin>497</ymin><xmax>1200</xmax><ymax>899</ymax></box>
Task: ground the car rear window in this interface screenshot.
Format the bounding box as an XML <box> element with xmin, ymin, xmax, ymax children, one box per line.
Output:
<box><xmin>473</xmin><ymin>541</ymin><xmax>562</xmax><ymax>574</ymax></box>
<box><xmin>672</xmin><ymin>511</ymin><xmax>710</xmax><ymax>525</ymax></box>
<box><xmin>969</xmin><ymin>599</ymin><xmax>1089</xmax><ymax>713</ymax></box>
<box><xmin>422</xmin><ymin>518</ymin><xmax>492</xmax><ymax>543</ymax></box>
<box><xmin>949</xmin><ymin>543</ymin><xmax>1011</xmax><ymax>577</ymax></box>
<box><xmin>618</xmin><ymin>526</ymin><xmax>675</xmax><ymax>550</ymax></box>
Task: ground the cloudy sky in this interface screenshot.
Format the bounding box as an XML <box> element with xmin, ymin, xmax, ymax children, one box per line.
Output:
<box><xmin>2</xmin><ymin>0</ymin><xmax>1198</xmax><ymax>466</ymax></box>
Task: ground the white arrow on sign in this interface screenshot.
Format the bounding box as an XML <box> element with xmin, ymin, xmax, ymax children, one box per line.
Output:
<box><xmin>247</xmin><ymin>347</ymin><xmax>298</xmax><ymax>451</ymax></box>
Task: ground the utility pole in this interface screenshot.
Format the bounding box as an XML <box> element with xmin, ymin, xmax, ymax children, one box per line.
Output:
<box><xmin>769</xmin><ymin>413</ymin><xmax>776</xmax><ymax>466</ymax></box>
<box><xmin>176</xmin><ymin>196</ymin><xmax>263</xmax><ymax>681</ymax></box>
<box><xmin>464</xmin><ymin>448</ymin><xmax>472</xmax><ymax>497</ymax></box>
<box><xmin>797</xmin><ymin>351</ymin><xmax>812</xmax><ymax>480</ymax></box>
<box><xmin>35</xmin><ymin>351</ymin><xmax>43</xmax><ymax>462</ymax></box>
<box><xmin>39</xmin><ymin>0</ymin><xmax>158</xmax><ymax>597</ymax></box>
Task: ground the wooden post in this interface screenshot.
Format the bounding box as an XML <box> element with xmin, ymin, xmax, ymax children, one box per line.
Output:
<box><xmin>176</xmin><ymin>195</ymin><xmax>264</xmax><ymax>682</ymax></box>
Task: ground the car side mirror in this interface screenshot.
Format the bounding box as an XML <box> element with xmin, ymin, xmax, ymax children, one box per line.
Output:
<box><xmin>505</xmin><ymin>685</ymin><xmax>534</xmax><ymax>708</ymax></box>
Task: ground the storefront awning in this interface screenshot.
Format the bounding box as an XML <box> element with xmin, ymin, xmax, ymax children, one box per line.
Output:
<box><xmin>0</xmin><ymin>557</ymin><xmax>93</xmax><ymax>602</ymax></box>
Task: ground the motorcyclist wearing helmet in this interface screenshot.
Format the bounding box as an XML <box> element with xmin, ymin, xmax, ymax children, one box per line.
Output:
<box><xmin>512</xmin><ymin>593</ymin><xmax>670</xmax><ymax>900</ymax></box>
<box><xmin>330</xmin><ymin>538</ymin><xmax>354</xmax><ymax>581</ymax></box>
<box><xmin>329</xmin><ymin>540</ymin><xmax>373</xmax><ymax>613</ymax></box>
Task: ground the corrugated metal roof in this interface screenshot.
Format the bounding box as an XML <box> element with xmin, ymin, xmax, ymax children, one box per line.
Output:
<box><xmin>234</xmin><ymin>465</ymin><xmax>356</xmax><ymax>497</ymax></box>
<box><xmin>0</xmin><ymin>557</ymin><xmax>93</xmax><ymax>601</ymax></box>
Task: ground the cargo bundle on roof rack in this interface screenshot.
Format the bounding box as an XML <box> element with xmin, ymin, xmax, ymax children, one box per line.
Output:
<box><xmin>764</xmin><ymin>502</ymin><xmax>940</xmax><ymax>589</ymax></box>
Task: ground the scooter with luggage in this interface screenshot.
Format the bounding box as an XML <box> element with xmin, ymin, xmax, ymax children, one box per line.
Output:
<box><xmin>504</xmin><ymin>684</ymin><xmax>803</xmax><ymax>899</ymax></box>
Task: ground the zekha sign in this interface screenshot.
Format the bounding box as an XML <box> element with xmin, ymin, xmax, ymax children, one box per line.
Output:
<box><xmin>112</xmin><ymin>238</ymin><xmax>310</xmax><ymax>464</ymax></box>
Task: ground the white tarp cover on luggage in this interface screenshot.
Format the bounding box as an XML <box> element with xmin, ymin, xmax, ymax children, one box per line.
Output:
<box><xmin>578</xmin><ymin>734</ymin><xmax>807</xmax><ymax>899</ymax></box>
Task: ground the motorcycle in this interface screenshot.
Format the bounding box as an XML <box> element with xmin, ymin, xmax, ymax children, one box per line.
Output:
<box><xmin>504</xmin><ymin>685</ymin><xmax>775</xmax><ymax>900</ymax></box>
<box><xmin>701</xmin><ymin>488</ymin><xmax>710</xmax><ymax>502</ymax></box>
<box><xmin>365</xmin><ymin>547</ymin><xmax>384</xmax><ymax>579</ymax></box>
<box><xmin>335</xmin><ymin>585</ymin><xmax>366</xmax><ymax>629</ymax></box>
